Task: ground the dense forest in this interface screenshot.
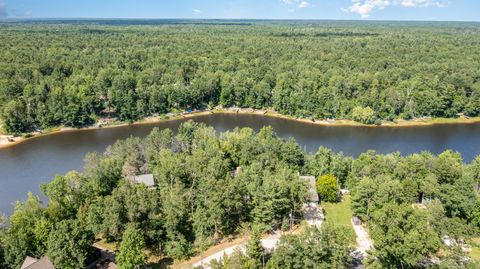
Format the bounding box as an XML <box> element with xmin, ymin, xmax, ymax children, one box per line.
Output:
<box><xmin>1</xmin><ymin>20</ymin><xmax>480</xmax><ymax>133</ymax></box>
<box><xmin>0</xmin><ymin>121</ymin><xmax>480</xmax><ymax>268</ymax></box>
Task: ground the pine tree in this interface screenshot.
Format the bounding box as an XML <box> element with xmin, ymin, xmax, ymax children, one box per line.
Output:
<box><xmin>246</xmin><ymin>229</ymin><xmax>264</xmax><ymax>269</ymax></box>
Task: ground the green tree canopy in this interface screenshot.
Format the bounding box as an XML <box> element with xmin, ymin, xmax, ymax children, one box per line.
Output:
<box><xmin>117</xmin><ymin>226</ymin><xmax>147</xmax><ymax>269</ymax></box>
<box><xmin>47</xmin><ymin>219</ymin><xmax>94</xmax><ymax>269</ymax></box>
<box><xmin>267</xmin><ymin>224</ymin><xmax>352</xmax><ymax>269</ymax></box>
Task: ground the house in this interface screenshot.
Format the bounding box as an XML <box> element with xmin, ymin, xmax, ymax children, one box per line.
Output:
<box><xmin>21</xmin><ymin>256</ymin><xmax>55</xmax><ymax>269</ymax></box>
<box><xmin>300</xmin><ymin>176</ymin><xmax>319</xmax><ymax>204</ymax></box>
<box><xmin>127</xmin><ymin>174</ymin><xmax>155</xmax><ymax>188</ymax></box>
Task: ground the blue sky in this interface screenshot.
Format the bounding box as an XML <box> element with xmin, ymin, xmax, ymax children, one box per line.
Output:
<box><xmin>1</xmin><ymin>0</ymin><xmax>479</xmax><ymax>21</ymax></box>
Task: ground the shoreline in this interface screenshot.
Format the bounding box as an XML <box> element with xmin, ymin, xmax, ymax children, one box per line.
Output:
<box><xmin>1</xmin><ymin>108</ymin><xmax>480</xmax><ymax>151</ymax></box>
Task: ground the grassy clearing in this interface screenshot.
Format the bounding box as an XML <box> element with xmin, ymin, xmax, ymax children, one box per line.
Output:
<box><xmin>321</xmin><ymin>195</ymin><xmax>356</xmax><ymax>246</ymax></box>
<box><xmin>469</xmin><ymin>237</ymin><xmax>480</xmax><ymax>261</ymax></box>
<box><xmin>95</xmin><ymin>236</ymin><xmax>118</xmax><ymax>251</ymax></box>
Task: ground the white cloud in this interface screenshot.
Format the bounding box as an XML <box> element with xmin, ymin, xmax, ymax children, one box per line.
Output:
<box><xmin>193</xmin><ymin>9</ymin><xmax>201</xmax><ymax>14</ymax></box>
<box><xmin>344</xmin><ymin>0</ymin><xmax>448</xmax><ymax>19</ymax></box>
<box><xmin>298</xmin><ymin>1</ymin><xmax>311</xmax><ymax>9</ymax></box>
<box><xmin>281</xmin><ymin>0</ymin><xmax>313</xmax><ymax>11</ymax></box>
<box><xmin>400</xmin><ymin>0</ymin><xmax>447</xmax><ymax>7</ymax></box>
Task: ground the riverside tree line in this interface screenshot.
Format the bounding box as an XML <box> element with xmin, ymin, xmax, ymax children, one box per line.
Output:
<box><xmin>2</xmin><ymin>20</ymin><xmax>480</xmax><ymax>133</ymax></box>
<box><xmin>0</xmin><ymin>121</ymin><xmax>480</xmax><ymax>268</ymax></box>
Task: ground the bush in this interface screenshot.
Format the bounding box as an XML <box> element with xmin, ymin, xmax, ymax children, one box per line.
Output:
<box><xmin>316</xmin><ymin>174</ymin><xmax>339</xmax><ymax>203</ymax></box>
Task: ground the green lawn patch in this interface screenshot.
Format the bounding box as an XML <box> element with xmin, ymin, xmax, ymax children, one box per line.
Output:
<box><xmin>321</xmin><ymin>195</ymin><xmax>356</xmax><ymax>246</ymax></box>
<box><xmin>469</xmin><ymin>237</ymin><xmax>480</xmax><ymax>262</ymax></box>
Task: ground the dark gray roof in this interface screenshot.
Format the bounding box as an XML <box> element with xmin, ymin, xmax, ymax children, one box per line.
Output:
<box><xmin>21</xmin><ymin>256</ymin><xmax>55</xmax><ymax>269</ymax></box>
<box><xmin>300</xmin><ymin>176</ymin><xmax>319</xmax><ymax>203</ymax></box>
<box><xmin>128</xmin><ymin>174</ymin><xmax>155</xmax><ymax>187</ymax></box>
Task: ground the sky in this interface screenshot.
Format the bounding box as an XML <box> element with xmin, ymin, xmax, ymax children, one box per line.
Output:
<box><xmin>0</xmin><ymin>0</ymin><xmax>479</xmax><ymax>21</ymax></box>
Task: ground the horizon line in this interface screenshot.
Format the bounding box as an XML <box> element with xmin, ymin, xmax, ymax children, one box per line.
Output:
<box><xmin>1</xmin><ymin>17</ymin><xmax>480</xmax><ymax>23</ymax></box>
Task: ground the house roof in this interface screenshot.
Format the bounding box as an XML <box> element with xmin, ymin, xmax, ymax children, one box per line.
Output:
<box><xmin>21</xmin><ymin>256</ymin><xmax>55</xmax><ymax>269</ymax></box>
<box><xmin>21</xmin><ymin>257</ymin><xmax>38</xmax><ymax>269</ymax></box>
<box><xmin>128</xmin><ymin>174</ymin><xmax>155</xmax><ymax>187</ymax></box>
<box><xmin>300</xmin><ymin>176</ymin><xmax>319</xmax><ymax>203</ymax></box>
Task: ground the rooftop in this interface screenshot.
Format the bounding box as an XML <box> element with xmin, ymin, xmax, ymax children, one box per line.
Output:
<box><xmin>127</xmin><ymin>174</ymin><xmax>155</xmax><ymax>187</ymax></box>
<box><xmin>21</xmin><ymin>256</ymin><xmax>56</xmax><ymax>269</ymax></box>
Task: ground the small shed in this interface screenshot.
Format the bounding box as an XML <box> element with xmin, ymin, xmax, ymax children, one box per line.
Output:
<box><xmin>127</xmin><ymin>174</ymin><xmax>155</xmax><ymax>188</ymax></box>
<box><xmin>300</xmin><ymin>176</ymin><xmax>319</xmax><ymax>204</ymax></box>
<box><xmin>21</xmin><ymin>256</ymin><xmax>55</xmax><ymax>269</ymax></box>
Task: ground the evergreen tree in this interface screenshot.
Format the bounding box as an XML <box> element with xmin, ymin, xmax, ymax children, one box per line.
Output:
<box><xmin>246</xmin><ymin>229</ymin><xmax>264</xmax><ymax>269</ymax></box>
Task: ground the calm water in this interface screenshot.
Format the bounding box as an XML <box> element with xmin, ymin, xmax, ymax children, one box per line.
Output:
<box><xmin>1</xmin><ymin>113</ymin><xmax>480</xmax><ymax>216</ymax></box>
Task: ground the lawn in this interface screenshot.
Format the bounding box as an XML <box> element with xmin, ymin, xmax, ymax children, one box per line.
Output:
<box><xmin>469</xmin><ymin>237</ymin><xmax>480</xmax><ymax>262</ymax></box>
<box><xmin>321</xmin><ymin>195</ymin><xmax>357</xmax><ymax>246</ymax></box>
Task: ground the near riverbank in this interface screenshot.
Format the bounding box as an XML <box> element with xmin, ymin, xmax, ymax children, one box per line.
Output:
<box><xmin>2</xmin><ymin>108</ymin><xmax>480</xmax><ymax>150</ymax></box>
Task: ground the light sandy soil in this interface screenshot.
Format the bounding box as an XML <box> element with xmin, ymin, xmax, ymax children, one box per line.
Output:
<box><xmin>0</xmin><ymin>134</ymin><xmax>28</xmax><ymax>149</ymax></box>
<box><xmin>173</xmin><ymin>236</ymin><xmax>248</xmax><ymax>269</ymax></box>
<box><xmin>182</xmin><ymin>204</ymin><xmax>324</xmax><ymax>269</ymax></box>
<box><xmin>190</xmin><ymin>231</ymin><xmax>281</xmax><ymax>269</ymax></box>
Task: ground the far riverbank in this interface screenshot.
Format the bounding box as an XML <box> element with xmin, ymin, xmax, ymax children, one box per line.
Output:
<box><xmin>2</xmin><ymin>108</ymin><xmax>480</xmax><ymax>150</ymax></box>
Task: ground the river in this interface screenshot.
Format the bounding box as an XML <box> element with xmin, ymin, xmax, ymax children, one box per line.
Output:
<box><xmin>1</xmin><ymin>113</ymin><xmax>480</xmax><ymax>216</ymax></box>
